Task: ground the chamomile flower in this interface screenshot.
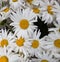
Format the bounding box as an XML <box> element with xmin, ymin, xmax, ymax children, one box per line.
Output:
<box><xmin>24</xmin><ymin>30</ymin><xmax>46</xmax><ymax>57</ymax></box>
<box><xmin>43</xmin><ymin>31</ymin><xmax>60</xmax><ymax>52</ymax></box>
<box><xmin>9</xmin><ymin>0</ymin><xmax>25</xmax><ymax>10</ymax></box>
<box><xmin>40</xmin><ymin>0</ymin><xmax>55</xmax><ymax>24</ymax></box>
<box><xmin>0</xmin><ymin>47</ymin><xmax>20</xmax><ymax>62</ymax></box>
<box><xmin>11</xmin><ymin>35</ymin><xmax>29</xmax><ymax>59</ymax></box>
<box><xmin>36</xmin><ymin>51</ymin><xmax>58</xmax><ymax>62</ymax></box>
<box><xmin>24</xmin><ymin>6</ymin><xmax>42</xmax><ymax>18</ymax></box>
<box><xmin>0</xmin><ymin>29</ymin><xmax>15</xmax><ymax>49</ymax></box>
<box><xmin>30</xmin><ymin>6</ymin><xmax>42</xmax><ymax>17</ymax></box>
<box><xmin>10</xmin><ymin>8</ymin><xmax>37</xmax><ymax>38</ymax></box>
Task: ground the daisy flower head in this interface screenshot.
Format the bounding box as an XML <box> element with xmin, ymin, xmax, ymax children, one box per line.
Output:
<box><xmin>36</xmin><ymin>50</ymin><xmax>59</xmax><ymax>62</ymax></box>
<box><xmin>40</xmin><ymin>0</ymin><xmax>56</xmax><ymax>24</ymax></box>
<box><xmin>8</xmin><ymin>29</ymin><xmax>30</xmax><ymax>59</ymax></box>
<box><xmin>0</xmin><ymin>6</ymin><xmax>11</xmax><ymax>14</ymax></box>
<box><xmin>9</xmin><ymin>0</ymin><xmax>25</xmax><ymax>10</ymax></box>
<box><xmin>0</xmin><ymin>47</ymin><xmax>20</xmax><ymax>62</ymax></box>
<box><xmin>43</xmin><ymin>31</ymin><xmax>60</xmax><ymax>53</ymax></box>
<box><xmin>30</xmin><ymin>5</ymin><xmax>42</xmax><ymax>17</ymax></box>
<box><xmin>12</xmin><ymin>35</ymin><xmax>28</xmax><ymax>54</ymax></box>
<box><xmin>24</xmin><ymin>30</ymin><xmax>46</xmax><ymax>57</ymax></box>
<box><xmin>10</xmin><ymin>8</ymin><xmax>37</xmax><ymax>38</ymax></box>
<box><xmin>0</xmin><ymin>29</ymin><xmax>15</xmax><ymax>49</ymax></box>
<box><xmin>11</xmin><ymin>32</ymin><xmax>31</xmax><ymax>59</ymax></box>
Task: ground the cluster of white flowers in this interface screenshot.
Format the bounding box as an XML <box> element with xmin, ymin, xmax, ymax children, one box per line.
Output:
<box><xmin>0</xmin><ymin>0</ymin><xmax>60</xmax><ymax>62</ymax></box>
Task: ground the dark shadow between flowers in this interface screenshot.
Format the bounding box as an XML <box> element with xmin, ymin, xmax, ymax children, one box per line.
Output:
<box><xmin>0</xmin><ymin>18</ymin><xmax>14</xmax><ymax>33</ymax></box>
<box><xmin>34</xmin><ymin>17</ymin><xmax>49</xmax><ymax>38</ymax></box>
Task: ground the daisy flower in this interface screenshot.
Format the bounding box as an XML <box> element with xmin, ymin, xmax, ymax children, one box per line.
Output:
<box><xmin>47</xmin><ymin>31</ymin><xmax>60</xmax><ymax>58</ymax></box>
<box><xmin>0</xmin><ymin>29</ymin><xmax>15</xmax><ymax>50</ymax></box>
<box><xmin>0</xmin><ymin>47</ymin><xmax>20</xmax><ymax>62</ymax></box>
<box><xmin>43</xmin><ymin>31</ymin><xmax>60</xmax><ymax>53</ymax></box>
<box><xmin>24</xmin><ymin>30</ymin><xmax>47</xmax><ymax>57</ymax></box>
<box><xmin>9</xmin><ymin>0</ymin><xmax>25</xmax><ymax>10</ymax></box>
<box><xmin>34</xmin><ymin>51</ymin><xmax>59</xmax><ymax>62</ymax></box>
<box><xmin>29</xmin><ymin>6</ymin><xmax>42</xmax><ymax>17</ymax></box>
<box><xmin>10</xmin><ymin>8</ymin><xmax>37</xmax><ymax>38</ymax></box>
<box><xmin>40</xmin><ymin>0</ymin><xmax>55</xmax><ymax>24</ymax></box>
<box><xmin>11</xmin><ymin>35</ymin><xmax>29</xmax><ymax>60</ymax></box>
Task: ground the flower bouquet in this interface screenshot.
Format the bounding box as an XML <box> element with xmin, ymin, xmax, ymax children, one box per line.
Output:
<box><xmin>0</xmin><ymin>0</ymin><xmax>60</xmax><ymax>62</ymax></box>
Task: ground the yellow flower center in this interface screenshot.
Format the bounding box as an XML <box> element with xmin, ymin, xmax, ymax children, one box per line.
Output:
<box><xmin>16</xmin><ymin>37</ymin><xmax>25</xmax><ymax>47</ymax></box>
<box><xmin>47</xmin><ymin>5</ymin><xmax>53</xmax><ymax>15</ymax></box>
<box><xmin>19</xmin><ymin>19</ymin><xmax>29</xmax><ymax>30</ymax></box>
<box><xmin>41</xmin><ymin>59</ymin><xmax>48</xmax><ymax>62</ymax></box>
<box><xmin>0</xmin><ymin>56</ymin><xmax>8</xmax><ymax>62</ymax></box>
<box><xmin>32</xmin><ymin>40</ymin><xmax>39</xmax><ymax>48</ymax></box>
<box><xmin>54</xmin><ymin>39</ymin><xmax>60</xmax><ymax>48</ymax></box>
<box><xmin>26</xmin><ymin>0</ymin><xmax>33</xmax><ymax>4</ymax></box>
<box><xmin>33</xmin><ymin>8</ymin><xmax>40</xmax><ymax>14</ymax></box>
<box><xmin>12</xmin><ymin>0</ymin><xmax>18</xmax><ymax>2</ymax></box>
<box><xmin>3</xmin><ymin>8</ymin><xmax>10</xmax><ymax>13</ymax></box>
<box><xmin>0</xmin><ymin>39</ymin><xmax>8</xmax><ymax>47</ymax></box>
